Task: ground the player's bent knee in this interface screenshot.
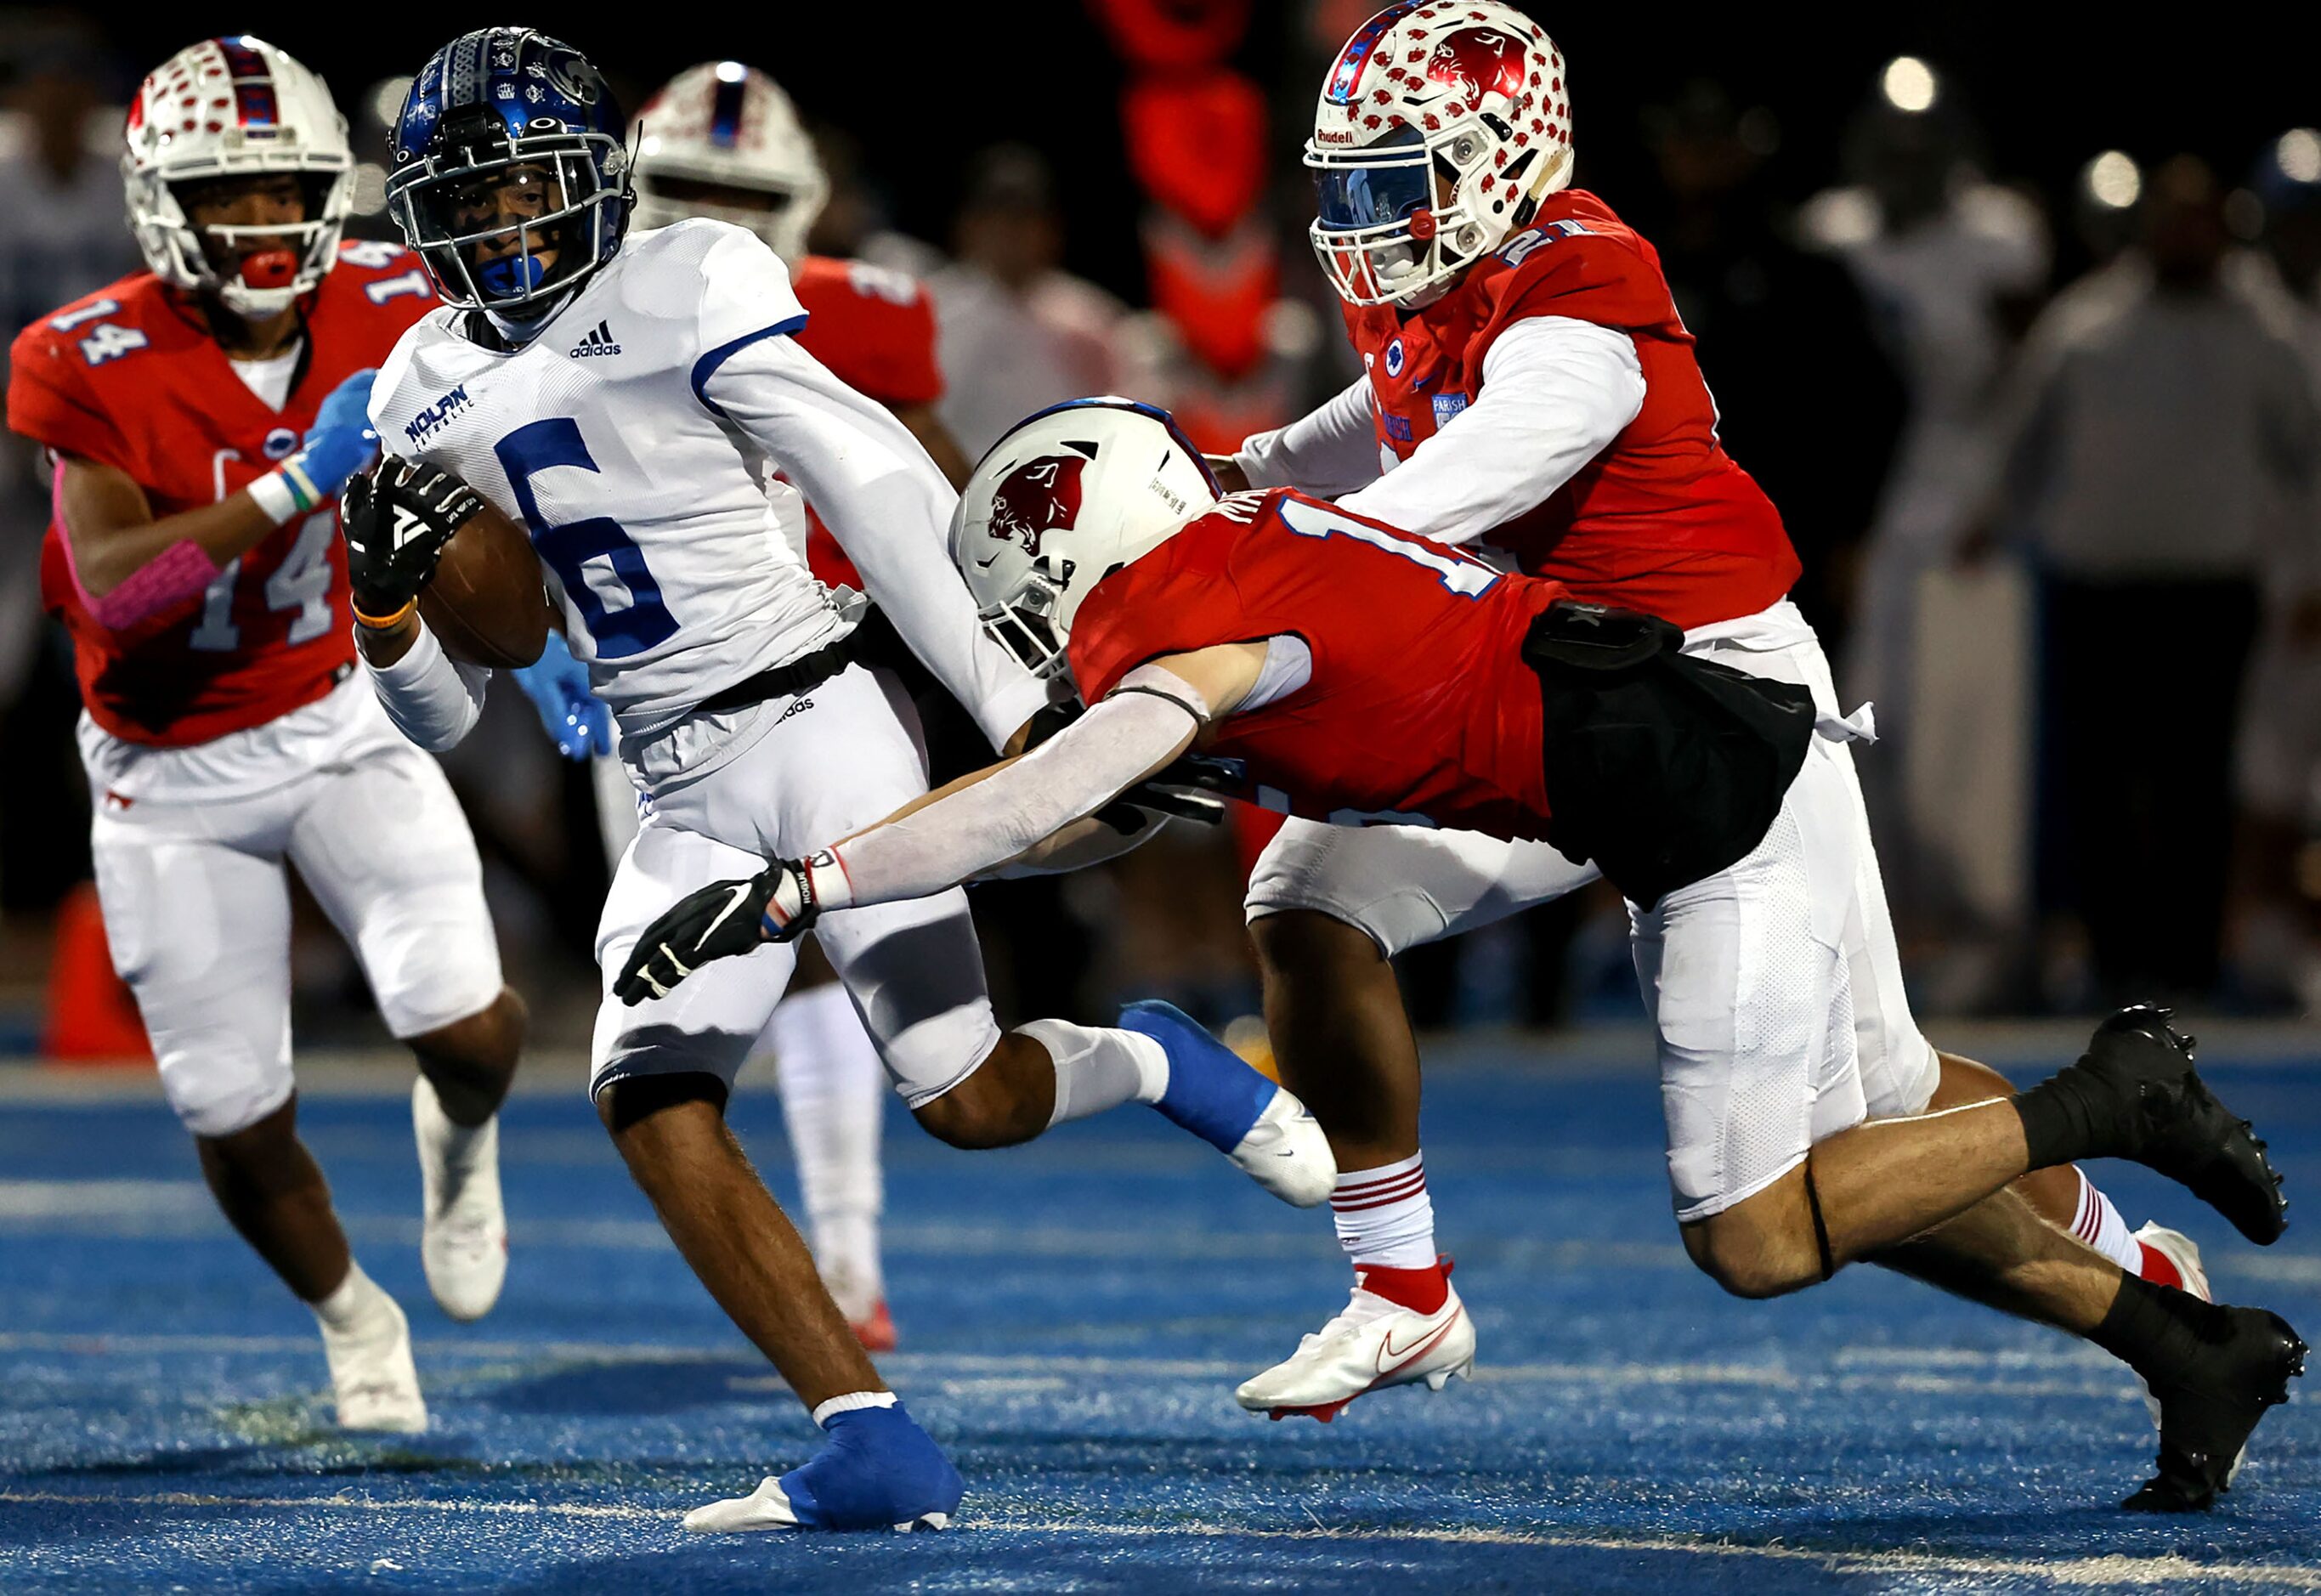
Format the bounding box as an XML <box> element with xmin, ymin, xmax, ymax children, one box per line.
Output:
<box><xmin>1250</xmin><ymin>908</ymin><xmax>1389</xmax><ymax>982</ymax></box>
<box><xmin>595</xmin><ymin>1071</ymin><xmax>729</xmax><ymax>1140</ymax></box>
<box><xmin>910</xmin><ymin>1069</ymin><xmax>1033</xmax><ymax>1151</ymax></box>
<box><xmin>164</xmin><ymin>1062</ymin><xmax>297</xmax><ymax>1143</ymax></box>
<box><xmin>415</xmin><ymin>987</ymin><xmax>529</xmax><ymax>1075</ymax></box>
<box><xmin>1680</xmin><ymin>1184</ymin><xmax>1826</xmax><ymax>1300</ymax></box>
<box><xmin>194</xmin><ymin>1093</ymin><xmax>303</xmax><ymax>1163</ymax></box>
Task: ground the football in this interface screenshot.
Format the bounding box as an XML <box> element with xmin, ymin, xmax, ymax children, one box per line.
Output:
<box><xmin>417</xmin><ymin>495</ymin><xmax>554</xmax><ymax>670</ymax></box>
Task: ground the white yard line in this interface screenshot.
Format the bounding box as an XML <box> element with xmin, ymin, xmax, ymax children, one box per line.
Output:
<box><xmin>0</xmin><ymin>1491</ymin><xmax>2313</xmax><ymax>1587</ymax></box>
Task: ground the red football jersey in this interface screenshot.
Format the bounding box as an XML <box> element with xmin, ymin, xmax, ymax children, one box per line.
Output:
<box><xmin>1068</xmin><ymin>489</ymin><xmax>1564</xmax><ymax>841</ymax></box>
<box><xmin>1343</xmin><ymin>189</ymin><xmax>1801</xmax><ymax>631</ymax></box>
<box><xmin>10</xmin><ymin>242</ymin><xmax>436</xmax><ymax>745</ymax></box>
<box><xmin>788</xmin><ymin>255</ymin><xmax>944</xmax><ymax>591</ymax></box>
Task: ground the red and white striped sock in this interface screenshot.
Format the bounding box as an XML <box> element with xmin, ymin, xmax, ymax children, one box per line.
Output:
<box><xmin>2069</xmin><ymin>1167</ymin><xmax>2145</xmax><ymax>1274</ymax></box>
<box><xmin>1332</xmin><ymin>1152</ymin><xmax>1438</xmax><ymax>1271</ymax></box>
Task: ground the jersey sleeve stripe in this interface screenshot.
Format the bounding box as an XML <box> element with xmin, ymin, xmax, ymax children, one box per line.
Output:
<box><xmin>690</xmin><ymin>314</ymin><xmax>810</xmax><ymax>418</ymax></box>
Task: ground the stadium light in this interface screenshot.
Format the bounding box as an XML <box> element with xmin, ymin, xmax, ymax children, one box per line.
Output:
<box><xmin>2083</xmin><ymin>150</ymin><xmax>2142</xmax><ymax>210</ymax></box>
<box><xmin>2276</xmin><ymin>127</ymin><xmax>2321</xmax><ymax>184</ymax></box>
<box><xmin>1880</xmin><ymin>56</ymin><xmax>1938</xmax><ymax>114</ymax></box>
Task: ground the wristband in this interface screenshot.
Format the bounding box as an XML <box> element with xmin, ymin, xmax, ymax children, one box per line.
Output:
<box><xmin>806</xmin><ymin>848</ymin><xmax>858</xmax><ymax>914</ymax></box>
<box><xmin>246</xmin><ymin>470</ymin><xmax>304</xmax><ymax>526</ymax></box>
<box><xmin>353</xmin><ymin>596</ymin><xmax>418</xmax><ymax>631</ymax></box>
<box><xmin>280</xmin><ymin>457</ymin><xmax>324</xmax><ymax>512</ymax></box>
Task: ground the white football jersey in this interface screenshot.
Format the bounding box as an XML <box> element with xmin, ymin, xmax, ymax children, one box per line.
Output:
<box><xmin>370</xmin><ymin>221</ymin><xmax>842</xmax><ymax>733</ymax></box>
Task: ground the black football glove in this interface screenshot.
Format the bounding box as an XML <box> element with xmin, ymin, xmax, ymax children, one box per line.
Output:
<box><xmin>341</xmin><ymin>456</ymin><xmax>484</xmax><ymax>618</ymax></box>
<box><xmin>614</xmin><ymin>857</ymin><xmax>820</xmax><ymax>1005</ymax></box>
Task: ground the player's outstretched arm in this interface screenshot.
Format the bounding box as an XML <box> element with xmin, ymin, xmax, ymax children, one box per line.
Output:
<box><xmin>698</xmin><ymin>333</ymin><xmax>1051</xmax><ymax>752</ymax></box>
<box><xmin>614</xmin><ymin>649</ymin><xmax>1260</xmax><ymax>1005</ymax></box>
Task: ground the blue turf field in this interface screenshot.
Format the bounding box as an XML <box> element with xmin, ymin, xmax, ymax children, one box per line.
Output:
<box><xmin>2</xmin><ymin>1043</ymin><xmax>2318</xmax><ymax>1593</ymax></box>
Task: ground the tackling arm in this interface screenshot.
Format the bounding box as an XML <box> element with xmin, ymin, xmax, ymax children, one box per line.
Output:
<box><xmin>1336</xmin><ymin>315</ymin><xmax>1644</xmax><ymax>547</ymax></box>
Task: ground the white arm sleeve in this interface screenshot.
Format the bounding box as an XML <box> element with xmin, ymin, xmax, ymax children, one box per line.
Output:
<box><xmin>701</xmin><ymin>332</ymin><xmax>1052</xmax><ymax>750</ymax></box>
<box><xmin>1232</xmin><ymin>375</ymin><xmax>1381</xmax><ymax>495</ymax></box>
<box><xmin>362</xmin><ymin>622</ymin><xmax>490</xmax><ymax>752</ymax></box>
<box><xmin>1337</xmin><ymin>316</ymin><xmax>1645</xmax><ymax>547</ymax></box>
<box><xmin>827</xmin><ymin>674</ymin><xmax>1205</xmax><ymax>908</ymax></box>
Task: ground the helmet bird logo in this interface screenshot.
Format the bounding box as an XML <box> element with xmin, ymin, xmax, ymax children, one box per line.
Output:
<box><xmin>988</xmin><ymin>456</ymin><xmax>1087</xmax><ymax>557</ymax></box>
<box><xmin>1425</xmin><ymin>28</ymin><xmax>1529</xmax><ymax>114</ymax></box>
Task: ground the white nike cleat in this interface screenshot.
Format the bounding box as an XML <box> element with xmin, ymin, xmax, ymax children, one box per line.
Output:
<box><xmin>1236</xmin><ymin>1276</ymin><xmax>1474</xmax><ymax>1422</ymax></box>
<box><xmin>2136</xmin><ymin>1222</ymin><xmax>2211</xmax><ymax>1303</ymax></box>
<box><xmin>2131</xmin><ymin>1221</ymin><xmax>2247</xmax><ymax>1483</ymax></box>
<box><xmin>1227</xmin><ymin>1089</ymin><xmax>1337</xmax><ymax>1209</ymax></box>
<box><xmin>320</xmin><ymin>1288</ymin><xmax>428</xmax><ymax>1435</ymax></box>
<box><xmin>414</xmin><ymin>1078</ymin><xmax>507</xmax><ymax>1323</ymax></box>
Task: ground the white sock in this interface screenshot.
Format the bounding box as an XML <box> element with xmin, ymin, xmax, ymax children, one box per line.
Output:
<box><xmin>1332</xmin><ymin>1152</ymin><xmax>1439</xmax><ymax>1270</ymax></box>
<box><xmin>310</xmin><ymin>1259</ymin><xmax>393</xmax><ymax>1335</ymax></box>
<box><xmin>2070</xmin><ymin>1167</ymin><xmax>2144</xmax><ymax>1273</ymax></box>
<box><xmin>769</xmin><ymin>985</ymin><xmax>889</xmax><ymax>1310</ymax></box>
<box><xmin>811</xmin><ymin>1389</ymin><xmax>899</xmax><ymax>1427</ymax></box>
<box><xmin>1017</xmin><ymin>1019</ymin><xmax>1169</xmax><ymax>1129</ymax></box>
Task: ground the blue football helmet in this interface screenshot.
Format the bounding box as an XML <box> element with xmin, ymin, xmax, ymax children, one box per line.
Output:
<box><xmin>386</xmin><ymin>28</ymin><xmax>631</xmax><ymax>315</ymax></box>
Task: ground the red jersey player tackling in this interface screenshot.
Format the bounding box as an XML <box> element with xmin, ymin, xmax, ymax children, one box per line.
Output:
<box><xmin>1202</xmin><ymin>1</ymin><xmax>2205</xmax><ymax>1431</ymax></box>
<box><xmin>614</xmin><ymin>398</ymin><xmax>2301</xmax><ymax>1514</ymax></box>
<box><xmin>6</xmin><ymin>37</ymin><xmax>525</xmax><ymax>1433</ymax></box>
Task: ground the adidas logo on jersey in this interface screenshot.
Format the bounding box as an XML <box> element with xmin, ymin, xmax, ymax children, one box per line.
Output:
<box><xmin>569</xmin><ymin>320</ymin><xmax>622</xmax><ymax>358</ymax></box>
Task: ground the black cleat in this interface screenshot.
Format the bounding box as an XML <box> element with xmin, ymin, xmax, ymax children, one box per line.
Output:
<box><xmin>2064</xmin><ymin>1006</ymin><xmax>2288</xmax><ymax>1244</ymax></box>
<box><xmin>2124</xmin><ymin>1305</ymin><xmax>2306</xmax><ymax>1512</ymax></box>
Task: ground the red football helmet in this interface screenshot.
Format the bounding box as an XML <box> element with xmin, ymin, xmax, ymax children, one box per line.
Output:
<box><xmin>1306</xmin><ymin>3</ymin><xmax>1572</xmax><ymax>307</ymax></box>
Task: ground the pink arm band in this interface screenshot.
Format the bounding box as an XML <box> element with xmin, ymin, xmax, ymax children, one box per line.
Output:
<box><xmin>52</xmin><ymin>466</ymin><xmax>222</xmax><ymax>630</ymax></box>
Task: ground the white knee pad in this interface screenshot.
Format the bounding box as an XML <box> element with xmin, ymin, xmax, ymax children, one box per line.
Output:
<box><xmin>157</xmin><ymin>1042</ymin><xmax>297</xmax><ymax>1139</ymax></box>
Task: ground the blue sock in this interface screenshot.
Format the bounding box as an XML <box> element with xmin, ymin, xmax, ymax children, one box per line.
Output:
<box><xmin>1119</xmin><ymin>999</ymin><xmax>1277</xmax><ymax>1153</ymax></box>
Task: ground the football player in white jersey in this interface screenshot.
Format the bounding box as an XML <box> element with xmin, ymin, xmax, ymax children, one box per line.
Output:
<box><xmin>502</xmin><ymin>59</ymin><xmax>971</xmax><ymax>1355</ymax></box>
<box><xmin>344</xmin><ymin>29</ymin><xmax>1333</xmax><ymax>1533</ymax></box>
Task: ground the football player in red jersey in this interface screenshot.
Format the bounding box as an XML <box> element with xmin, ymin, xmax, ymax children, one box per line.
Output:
<box><xmin>1203</xmin><ymin>0</ymin><xmax>2210</xmax><ymax>1424</ymax></box>
<box><xmin>505</xmin><ymin>59</ymin><xmax>985</xmax><ymax>1352</ymax></box>
<box><xmin>617</xmin><ymin>399</ymin><xmax>2303</xmax><ymax>1512</ymax></box>
<box><xmin>5</xmin><ymin>37</ymin><xmax>526</xmax><ymax>1431</ymax></box>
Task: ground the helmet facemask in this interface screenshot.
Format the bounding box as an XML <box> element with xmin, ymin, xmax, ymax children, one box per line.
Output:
<box><xmin>391</xmin><ymin>105</ymin><xmax>631</xmax><ymax>317</ymax></box>
<box><xmin>977</xmin><ymin>558</ymin><xmax>1076</xmax><ymax>681</ymax></box>
<box><xmin>1308</xmin><ymin>120</ymin><xmax>1564</xmax><ymax>308</ymax></box>
<box><xmin>142</xmin><ymin>167</ymin><xmax>350</xmax><ymax>319</ymax></box>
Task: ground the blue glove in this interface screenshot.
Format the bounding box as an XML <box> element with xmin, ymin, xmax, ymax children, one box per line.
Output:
<box><xmin>512</xmin><ymin>631</ymin><xmax>614</xmax><ymax>760</ymax></box>
<box><xmin>288</xmin><ymin>368</ymin><xmax>381</xmax><ymax>503</ymax></box>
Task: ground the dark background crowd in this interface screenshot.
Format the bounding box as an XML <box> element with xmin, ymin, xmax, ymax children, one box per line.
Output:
<box><xmin>1</xmin><ymin>2</ymin><xmax>2317</xmax><ymax>1059</ymax></box>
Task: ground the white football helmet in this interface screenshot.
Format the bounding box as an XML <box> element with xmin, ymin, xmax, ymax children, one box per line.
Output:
<box><xmin>1306</xmin><ymin>2</ymin><xmax>1573</xmax><ymax>307</ymax></box>
<box><xmin>954</xmin><ymin>399</ymin><xmax>1221</xmax><ymax>682</ymax></box>
<box><xmin>122</xmin><ymin>36</ymin><xmax>353</xmax><ymax>318</ymax></box>
<box><xmin>634</xmin><ymin>62</ymin><xmax>828</xmax><ymax>262</ymax></box>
